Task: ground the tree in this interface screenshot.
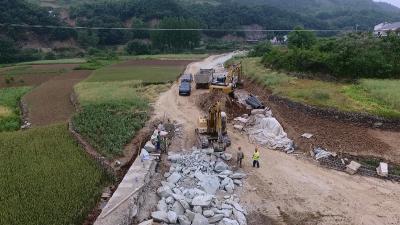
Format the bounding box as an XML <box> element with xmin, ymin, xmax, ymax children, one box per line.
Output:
<box><xmin>249</xmin><ymin>41</ymin><xmax>272</xmax><ymax>57</ymax></box>
<box><xmin>0</xmin><ymin>37</ymin><xmax>18</xmax><ymax>63</ymax></box>
<box><xmin>151</xmin><ymin>17</ymin><xmax>200</xmax><ymax>52</ymax></box>
<box><xmin>77</xmin><ymin>30</ymin><xmax>99</xmax><ymax>48</ymax></box>
<box><xmin>126</xmin><ymin>40</ymin><xmax>150</xmax><ymax>55</ymax></box>
<box><xmin>288</xmin><ymin>27</ymin><xmax>316</xmax><ymax>49</ymax></box>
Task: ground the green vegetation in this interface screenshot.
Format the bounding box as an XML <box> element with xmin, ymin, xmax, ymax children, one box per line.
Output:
<box><xmin>121</xmin><ymin>53</ymin><xmax>208</xmax><ymax>60</ymax></box>
<box><xmin>239</xmin><ymin>57</ymin><xmax>400</xmax><ymax>118</ymax></box>
<box><xmin>73</xmin><ymin>57</ymin><xmax>175</xmax><ymax>157</ymax></box>
<box><xmin>87</xmin><ymin>64</ymin><xmax>183</xmax><ymax>83</ymax></box>
<box><xmin>0</xmin><ymin>124</ymin><xmax>109</xmax><ymax>225</ymax></box>
<box><xmin>17</xmin><ymin>58</ymin><xmax>87</xmax><ymax>65</ymax></box>
<box><xmin>1</xmin><ymin>65</ymin><xmax>68</xmax><ymax>77</ymax></box>
<box><xmin>263</xmin><ymin>30</ymin><xmax>400</xmax><ymax>79</ymax></box>
<box><xmin>0</xmin><ymin>87</ymin><xmax>32</xmax><ymax>132</ymax></box>
<box><xmin>76</xmin><ymin>58</ymin><xmax>119</xmax><ymax>70</ymax></box>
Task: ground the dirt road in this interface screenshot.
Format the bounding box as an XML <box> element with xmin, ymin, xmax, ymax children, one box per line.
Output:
<box><xmin>152</xmin><ymin>53</ymin><xmax>400</xmax><ymax>225</ymax></box>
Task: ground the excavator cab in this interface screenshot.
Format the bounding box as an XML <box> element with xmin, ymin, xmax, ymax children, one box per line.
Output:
<box><xmin>196</xmin><ymin>101</ymin><xmax>230</xmax><ymax>151</ymax></box>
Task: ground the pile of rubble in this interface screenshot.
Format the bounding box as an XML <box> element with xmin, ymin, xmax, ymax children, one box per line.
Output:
<box><xmin>149</xmin><ymin>148</ymin><xmax>247</xmax><ymax>225</ymax></box>
<box><xmin>234</xmin><ymin>109</ymin><xmax>294</xmax><ymax>153</ymax></box>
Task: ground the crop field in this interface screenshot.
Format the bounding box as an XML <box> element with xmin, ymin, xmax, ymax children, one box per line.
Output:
<box><xmin>17</xmin><ymin>58</ymin><xmax>86</xmax><ymax>65</ymax></box>
<box><xmin>121</xmin><ymin>53</ymin><xmax>208</xmax><ymax>60</ymax></box>
<box><xmin>0</xmin><ymin>87</ymin><xmax>32</xmax><ymax>131</ymax></box>
<box><xmin>0</xmin><ymin>124</ymin><xmax>109</xmax><ymax>225</ymax></box>
<box><xmin>240</xmin><ymin>57</ymin><xmax>400</xmax><ymax>118</ymax></box>
<box><xmin>86</xmin><ymin>60</ymin><xmax>187</xmax><ymax>83</ymax></box>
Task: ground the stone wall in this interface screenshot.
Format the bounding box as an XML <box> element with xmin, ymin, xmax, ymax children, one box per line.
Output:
<box><xmin>268</xmin><ymin>95</ymin><xmax>400</xmax><ymax>130</ymax></box>
<box><xmin>93</xmin><ymin>157</ymin><xmax>157</xmax><ymax>225</ymax></box>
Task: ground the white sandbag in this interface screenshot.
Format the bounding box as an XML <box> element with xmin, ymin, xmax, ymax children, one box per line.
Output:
<box><xmin>247</xmin><ymin>117</ymin><xmax>293</xmax><ymax>151</ymax></box>
<box><xmin>377</xmin><ymin>162</ymin><xmax>388</xmax><ymax>177</ymax></box>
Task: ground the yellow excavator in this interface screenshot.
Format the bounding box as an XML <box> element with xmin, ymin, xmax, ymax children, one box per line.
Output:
<box><xmin>209</xmin><ymin>62</ymin><xmax>243</xmax><ymax>95</ymax></box>
<box><xmin>196</xmin><ymin>101</ymin><xmax>230</xmax><ymax>151</ymax></box>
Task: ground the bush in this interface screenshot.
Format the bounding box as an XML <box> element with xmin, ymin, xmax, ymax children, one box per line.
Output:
<box><xmin>126</xmin><ymin>40</ymin><xmax>150</xmax><ymax>55</ymax></box>
<box><xmin>249</xmin><ymin>41</ymin><xmax>272</xmax><ymax>57</ymax></box>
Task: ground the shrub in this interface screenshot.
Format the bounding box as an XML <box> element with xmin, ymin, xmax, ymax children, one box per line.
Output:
<box><xmin>126</xmin><ymin>40</ymin><xmax>150</xmax><ymax>55</ymax></box>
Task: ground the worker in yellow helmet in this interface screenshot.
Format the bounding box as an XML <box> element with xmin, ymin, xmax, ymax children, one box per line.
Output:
<box><xmin>252</xmin><ymin>147</ymin><xmax>260</xmax><ymax>168</ymax></box>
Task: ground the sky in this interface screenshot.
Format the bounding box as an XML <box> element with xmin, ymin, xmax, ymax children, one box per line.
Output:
<box><xmin>374</xmin><ymin>0</ymin><xmax>400</xmax><ymax>8</ymax></box>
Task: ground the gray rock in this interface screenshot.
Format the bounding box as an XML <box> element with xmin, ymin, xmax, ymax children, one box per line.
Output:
<box><xmin>203</xmin><ymin>209</ymin><xmax>215</xmax><ymax>217</ymax></box>
<box><xmin>166</xmin><ymin>196</ymin><xmax>175</xmax><ymax>205</ymax></box>
<box><xmin>151</xmin><ymin>211</ymin><xmax>169</xmax><ymax>223</ymax></box>
<box><xmin>157</xmin><ymin>186</ymin><xmax>173</xmax><ymax>198</ymax></box>
<box><xmin>218</xmin><ymin>218</ymin><xmax>239</xmax><ymax>225</ymax></box>
<box><xmin>221</xmin><ymin>203</ymin><xmax>233</xmax><ymax>209</ymax></box>
<box><xmin>138</xmin><ymin>219</ymin><xmax>153</xmax><ymax>225</ymax></box>
<box><xmin>219</xmin><ymin>170</ymin><xmax>233</xmax><ymax>176</ymax></box>
<box><xmin>144</xmin><ymin>141</ymin><xmax>156</xmax><ymax>152</ymax></box>
<box><xmin>164</xmin><ymin>172</ymin><xmax>171</xmax><ymax>178</ymax></box>
<box><xmin>173</xmin><ymin>194</ymin><xmax>191</xmax><ymax>209</ymax></box>
<box><xmin>208</xmin><ymin>214</ymin><xmax>224</xmax><ymax>223</ymax></box>
<box><xmin>192</xmin><ymin>194</ymin><xmax>214</xmax><ymax>207</ymax></box>
<box><xmin>161</xmin><ymin>181</ymin><xmax>175</xmax><ymax>189</ymax></box>
<box><xmin>227</xmin><ymin>200</ymin><xmax>245</xmax><ymax>213</ymax></box>
<box><xmin>168</xmin><ymin>153</ymin><xmax>182</xmax><ymax>162</ymax></box>
<box><xmin>172</xmin><ymin>201</ymin><xmax>185</xmax><ymax>215</ymax></box>
<box><xmin>192</xmin><ymin>213</ymin><xmax>210</xmax><ymax>225</ymax></box>
<box><xmin>230</xmin><ymin>173</ymin><xmax>246</xmax><ymax>179</ymax></box>
<box><xmin>233</xmin><ymin>209</ymin><xmax>247</xmax><ymax>225</ymax></box>
<box><xmin>185</xmin><ymin>209</ymin><xmax>196</xmax><ymax>222</ymax></box>
<box><xmin>221</xmin><ymin>177</ymin><xmax>233</xmax><ymax>187</ymax></box>
<box><xmin>225</xmin><ymin>182</ymin><xmax>235</xmax><ymax>194</ymax></box>
<box><xmin>221</xmin><ymin>153</ymin><xmax>233</xmax><ymax>161</ymax></box>
<box><xmin>173</xmin><ymin>187</ymin><xmax>184</xmax><ymax>195</ymax></box>
<box><xmin>233</xmin><ymin>180</ymin><xmax>242</xmax><ymax>186</ymax></box>
<box><xmin>168</xmin><ymin>211</ymin><xmax>178</xmax><ymax>224</ymax></box>
<box><xmin>157</xmin><ymin>198</ymin><xmax>168</xmax><ymax>212</ymax></box>
<box><xmin>178</xmin><ymin>215</ymin><xmax>191</xmax><ymax>225</ymax></box>
<box><xmin>193</xmin><ymin>205</ymin><xmax>203</xmax><ymax>214</ymax></box>
<box><xmin>168</xmin><ymin>172</ymin><xmax>182</xmax><ymax>184</ymax></box>
<box><xmin>214</xmin><ymin>161</ymin><xmax>229</xmax><ymax>172</ymax></box>
<box><xmin>198</xmin><ymin>175</ymin><xmax>220</xmax><ymax>195</ymax></box>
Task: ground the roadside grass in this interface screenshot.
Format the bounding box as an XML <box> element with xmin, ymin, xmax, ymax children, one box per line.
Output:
<box><xmin>17</xmin><ymin>58</ymin><xmax>86</xmax><ymax>65</ymax></box>
<box><xmin>240</xmin><ymin>57</ymin><xmax>400</xmax><ymax>119</ymax></box>
<box><xmin>0</xmin><ymin>87</ymin><xmax>32</xmax><ymax>132</ymax></box>
<box><xmin>121</xmin><ymin>53</ymin><xmax>208</xmax><ymax>60</ymax></box>
<box><xmin>86</xmin><ymin>65</ymin><xmax>183</xmax><ymax>83</ymax></box>
<box><xmin>0</xmin><ymin>124</ymin><xmax>109</xmax><ymax>225</ymax></box>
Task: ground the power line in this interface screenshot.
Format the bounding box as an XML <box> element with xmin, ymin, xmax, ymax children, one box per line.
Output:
<box><xmin>0</xmin><ymin>23</ymin><xmax>360</xmax><ymax>32</ymax></box>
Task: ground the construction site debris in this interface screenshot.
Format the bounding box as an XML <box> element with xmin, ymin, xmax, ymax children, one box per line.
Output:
<box><xmin>346</xmin><ymin>161</ymin><xmax>361</xmax><ymax>175</ymax></box>
<box><xmin>245</xmin><ymin>95</ymin><xmax>264</xmax><ymax>109</ymax></box>
<box><xmin>313</xmin><ymin>147</ymin><xmax>333</xmax><ymax>160</ymax></box>
<box><xmin>377</xmin><ymin>162</ymin><xmax>389</xmax><ymax>177</ymax></box>
<box><xmin>301</xmin><ymin>133</ymin><xmax>314</xmax><ymax>139</ymax></box>
<box><xmin>150</xmin><ymin>149</ymin><xmax>247</xmax><ymax>225</ymax></box>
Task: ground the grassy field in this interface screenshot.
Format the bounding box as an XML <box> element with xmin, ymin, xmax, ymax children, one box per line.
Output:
<box><xmin>1</xmin><ymin>65</ymin><xmax>68</xmax><ymax>77</ymax></box>
<box><xmin>86</xmin><ymin>65</ymin><xmax>183</xmax><ymax>83</ymax></box>
<box><xmin>0</xmin><ymin>87</ymin><xmax>32</xmax><ymax>131</ymax></box>
<box><xmin>0</xmin><ymin>124</ymin><xmax>109</xmax><ymax>225</ymax></box>
<box><xmin>121</xmin><ymin>53</ymin><xmax>208</xmax><ymax>60</ymax></box>
<box><xmin>239</xmin><ymin>57</ymin><xmax>400</xmax><ymax>118</ymax></box>
<box><xmin>17</xmin><ymin>58</ymin><xmax>86</xmax><ymax>65</ymax></box>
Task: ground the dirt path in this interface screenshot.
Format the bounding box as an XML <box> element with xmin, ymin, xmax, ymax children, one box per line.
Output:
<box><xmin>23</xmin><ymin>70</ymin><xmax>91</xmax><ymax>126</ymax></box>
<box><xmin>151</xmin><ymin>53</ymin><xmax>400</xmax><ymax>225</ymax></box>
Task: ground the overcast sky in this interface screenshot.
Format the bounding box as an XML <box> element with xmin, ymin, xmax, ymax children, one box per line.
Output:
<box><xmin>374</xmin><ymin>0</ymin><xmax>400</xmax><ymax>8</ymax></box>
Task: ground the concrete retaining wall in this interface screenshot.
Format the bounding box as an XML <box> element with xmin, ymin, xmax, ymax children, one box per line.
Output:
<box><xmin>94</xmin><ymin>157</ymin><xmax>157</xmax><ymax>225</ymax></box>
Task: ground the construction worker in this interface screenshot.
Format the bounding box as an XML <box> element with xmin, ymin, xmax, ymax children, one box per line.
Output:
<box><xmin>237</xmin><ymin>146</ymin><xmax>244</xmax><ymax>168</ymax></box>
<box><xmin>252</xmin><ymin>147</ymin><xmax>260</xmax><ymax>168</ymax></box>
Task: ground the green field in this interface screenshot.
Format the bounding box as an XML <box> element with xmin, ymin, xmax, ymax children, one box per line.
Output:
<box><xmin>1</xmin><ymin>65</ymin><xmax>68</xmax><ymax>77</ymax></box>
<box><xmin>0</xmin><ymin>87</ymin><xmax>32</xmax><ymax>131</ymax></box>
<box><xmin>86</xmin><ymin>65</ymin><xmax>183</xmax><ymax>83</ymax></box>
<box><xmin>239</xmin><ymin>57</ymin><xmax>400</xmax><ymax>118</ymax></box>
<box><xmin>17</xmin><ymin>58</ymin><xmax>86</xmax><ymax>65</ymax></box>
<box><xmin>0</xmin><ymin>124</ymin><xmax>109</xmax><ymax>225</ymax></box>
<box><xmin>121</xmin><ymin>53</ymin><xmax>208</xmax><ymax>61</ymax></box>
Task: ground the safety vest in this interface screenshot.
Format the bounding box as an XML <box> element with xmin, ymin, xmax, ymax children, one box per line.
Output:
<box><xmin>252</xmin><ymin>151</ymin><xmax>260</xmax><ymax>161</ymax></box>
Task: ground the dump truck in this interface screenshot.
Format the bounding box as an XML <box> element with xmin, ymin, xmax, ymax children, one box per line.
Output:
<box><xmin>195</xmin><ymin>69</ymin><xmax>214</xmax><ymax>89</ymax></box>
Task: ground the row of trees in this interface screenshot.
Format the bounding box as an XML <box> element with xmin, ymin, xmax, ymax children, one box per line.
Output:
<box><xmin>261</xmin><ymin>28</ymin><xmax>400</xmax><ymax>79</ymax></box>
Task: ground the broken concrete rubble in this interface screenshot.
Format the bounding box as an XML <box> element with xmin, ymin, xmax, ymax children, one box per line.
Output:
<box><xmin>346</xmin><ymin>161</ymin><xmax>361</xmax><ymax>175</ymax></box>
